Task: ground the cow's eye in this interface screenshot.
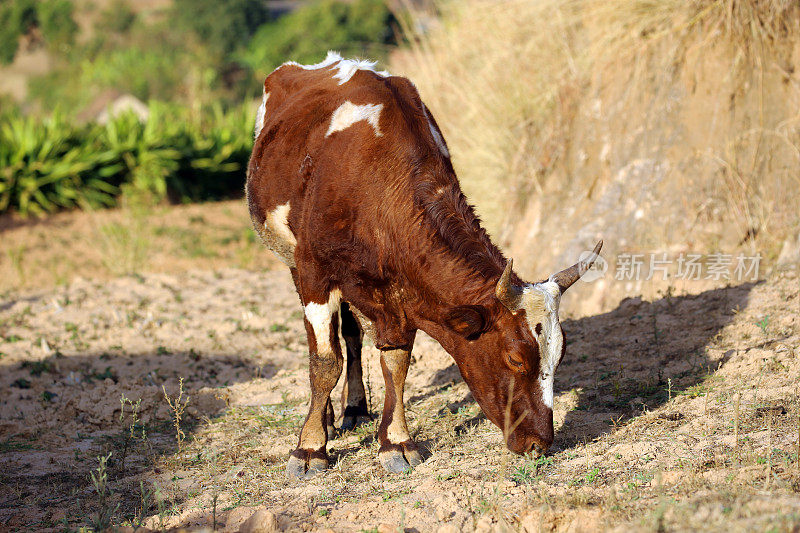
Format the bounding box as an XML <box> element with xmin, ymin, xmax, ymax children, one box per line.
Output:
<box><xmin>506</xmin><ymin>351</ymin><xmax>526</xmax><ymax>370</ymax></box>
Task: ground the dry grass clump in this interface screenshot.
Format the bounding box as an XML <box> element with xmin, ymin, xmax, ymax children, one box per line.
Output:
<box><xmin>392</xmin><ymin>0</ymin><xmax>800</xmax><ymax>271</ymax></box>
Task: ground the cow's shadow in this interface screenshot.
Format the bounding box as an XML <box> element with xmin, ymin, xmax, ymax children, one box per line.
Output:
<box><xmin>420</xmin><ymin>282</ymin><xmax>758</xmax><ymax>451</ymax></box>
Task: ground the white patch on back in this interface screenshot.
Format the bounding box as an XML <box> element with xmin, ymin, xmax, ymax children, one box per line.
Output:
<box><xmin>254</xmin><ymin>91</ymin><xmax>270</xmax><ymax>139</ymax></box>
<box><xmin>279</xmin><ymin>51</ymin><xmax>390</xmax><ymax>85</ymax></box>
<box><xmin>281</xmin><ymin>50</ymin><xmax>343</xmax><ymax>71</ymax></box>
<box><xmin>326</xmin><ymin>101</ymin><xmax>384</xmax><ymax>138</ymax></box>
<box><xmin>260</xmin><ymin>202</ymin><xmax>296</xmax><ymax>267</ymax></box>
<box><xmin>332</xmin><ymin>57</ymin><xmax>390</xmax><ymax>85</ymax></box>
<box><xmin>304</xmin><ymin>289</ymin><xmax>343</xmax><ymax>356</ymax></box>
<box><xmin>523</xmin><ymin>280</ymin><xmax>563</xmax><ymax>409</ymax></box>
<box><xmin>424</xmin><ymin>109</ymin><xmax>450</xmax><ymax>158</ymax></box>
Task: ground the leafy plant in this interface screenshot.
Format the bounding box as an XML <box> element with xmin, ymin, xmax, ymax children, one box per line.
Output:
<box><xmin>0</xmin><ymin>101</ymin><xmax>252</xmax><ymax>216</ymax></box>
<box><xmin>512</xmin><ymin>454</ymin><xmax>554</xmax><ymax>483</ymax></box>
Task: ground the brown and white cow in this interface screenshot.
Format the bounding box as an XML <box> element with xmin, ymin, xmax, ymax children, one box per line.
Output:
<box><xmin>246</xmin><ymin>52</ymin><xmax>601</xmax><ymax>478</ymax></box>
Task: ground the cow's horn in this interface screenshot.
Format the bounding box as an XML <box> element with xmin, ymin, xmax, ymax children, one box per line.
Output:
<box><xmin>496</xmin><ymin>259</ymin><xmax>523</xmax><ymax>310</ymax></box>
<box><xmin>550</xmin><ymin>240</ymin><xmax>603</xmax><ymax>294</ymax></box>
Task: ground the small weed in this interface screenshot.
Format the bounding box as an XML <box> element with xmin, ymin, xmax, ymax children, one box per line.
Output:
<box><xmin>756</xmin><ymin>316</ymin><xmax>770</xmax><ymax>334</ymax></box>
<box><xmin>570</xmin><ymin>467</ymin><xmax>601</xmax><ymax>487</ymax></box>
<box><xmin>22</xmin><ymin>360</ymin><xmax>52</xmax><ymax>376</ymax></box>
<box><xmin>163</xmin><ymin>377</ymin><xmax>190</xmax><ymax>451</ymax></box>
<box><xmin>12</xmin><ymin>378</ymin><xmax>31</xmax><ymax>389</ymax></box>
<box><xmin>512</xmin><ymin>454</ymin><xmax>554</xmax><ymax>484</ymax></box>
<box><xmin>0</xmin><ymin>437</ymin><xmax>35</xmax><ymax>452</ymax></box>
<box><xmin>39</xmin><ymin>390</ymin><xmax>57</xmax><ymax>403</ymax></box>
<box><xmin>89</xmin><ymin>453</ymin><xmax>119</xmax><ymax>531</ymax></box>
<box><xmin>118</xmin><ymin>395</ymin><xmax>146</xmax><ymax>472</ymax></box>
<box><xmin>270</xmin><ymin>323</ymin><xmax>289</xmax><ymax>333</ymax></box>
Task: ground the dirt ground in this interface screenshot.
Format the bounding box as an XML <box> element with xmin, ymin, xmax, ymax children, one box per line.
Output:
<box><xmin>1</xmin><ymin>212</ymin><xmax>799</xmax><ymax>531</ymax></box>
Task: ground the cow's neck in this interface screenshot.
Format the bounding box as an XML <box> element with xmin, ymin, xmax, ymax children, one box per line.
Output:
<box><xmin>407</xmin><ymin>249</ymin><xmax>502</xmax><ymax>352</ymax></box>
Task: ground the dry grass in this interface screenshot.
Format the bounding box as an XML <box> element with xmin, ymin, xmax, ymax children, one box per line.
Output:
<box><xmin>0</xmin><ymin>199</ymin><xmax>281</xmax><ymax>294</ymax></box>
<box><xmin>392</xmin><ymin>0</ymin><xmax>800</xmax><ymax>278</ymax></box>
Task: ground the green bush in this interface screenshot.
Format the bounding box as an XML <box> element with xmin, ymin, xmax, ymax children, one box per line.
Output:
<box><xmin>173</xmin><ymin>0</ymin><xmax>269</xmax><ymax>55</ymax></box>
<box><xmin>0</xmin><ymin>111</ymin><xmax>120</xmax><ymax>215</ymax></box>
<box><xmin>0</xmin><ymin>0</ymin><xmax>78</xmax><ymax>63</ymax></box>
<box><xmin>96</xmin><ymin>0</ymin><xmax>136</xmax><ymax>34</ymax></box>
<box><xmin>0</xmin><ymin>0</ymin><xmax>37</xmax><ymax>63</ymax></box>
<box><xmin>38</xmin><ymin>0</ymin><xmax>78</xmax><ymax>50</ymax></box>
<box><xmin>241</xmin><ymin>0</ymin><xmax>398</xmax><ymax>75</ymax></box>
<box><xmin>0</xmin><ymin>102</ymin><xmax>253</xmax><ymax>216</ymax></box>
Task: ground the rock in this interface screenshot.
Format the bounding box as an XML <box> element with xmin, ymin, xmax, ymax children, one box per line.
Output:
<box><xmin>777</xmin><ymin>233</ymin><xmax>800</xmax><ymax>269</ymax></box>
<box><xmin>474</xmin><ymin>515</ymin><xmax>493</xmax><ymax>533</ymax></box>
<box><xmin>225</xmin><ymin>506</ymin><xmax>258</xmax><ymax>531</ymax></box>
<box><xmin>240</xmin><ymin>508</ymin><xmax>279</xmax><ymax>533</ymax></box>
<box><xmin>377</xmin><ymin>523</ymin><xmax>397</xmax><ymax>533</ymax></box>
<box><xmin>437</xmin><ymin>525</ymin><xmax>462</xmax><ymax>533</ymax></box>
<box><xmin>435</xmin><ymin>506</ymin><xmax>454</xmax><ymax>522</ymax></box>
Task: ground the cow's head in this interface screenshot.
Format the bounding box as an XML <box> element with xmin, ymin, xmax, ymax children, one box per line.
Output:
<box><xmin>444</xmin><ymin>241</ymin><xmax>602</xmax><ymax>455</ymax></box>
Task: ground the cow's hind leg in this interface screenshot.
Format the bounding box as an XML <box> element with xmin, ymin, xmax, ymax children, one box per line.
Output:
<box><xmin>286</xmin><ymin>289</ymin><xmax>343</xmax><ymax>479</ymax></box>
<box><xmin>378</xmin><ymin>347</ymin><xmax>423</xmax><ymax>473</ymax></box>
<box><xmin>339</xmin><ymin>303</ymin><xmax>372</xmax><ymax>431</ymax></box>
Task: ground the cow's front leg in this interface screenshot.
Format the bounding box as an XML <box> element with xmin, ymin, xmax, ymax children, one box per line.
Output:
<box><xmin>286</xmin><ymin>291</ymin><xmax>343</xmax><ymax>479</ymax></box>
<box><xmin>377</xmin><ymin>347</ymin><xmax>423</xmax><ymax>473</ymax></box>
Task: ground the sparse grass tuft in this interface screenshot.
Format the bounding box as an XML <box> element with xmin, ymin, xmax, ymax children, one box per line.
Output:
<box><xmin>89</xmin><ymin>453</ymin><xmax>119</xmax><ymax>531</ymax></box>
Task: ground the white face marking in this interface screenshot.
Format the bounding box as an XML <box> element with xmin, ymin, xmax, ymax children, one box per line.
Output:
<box><xmin>522</xmin><ymin>281</ymin><xmax>563</xmax><ymax>409</ymax></box>
<box><xmin>424</xmin><ymin>109</ymin><xmax>450</xmax><ymax>158</ymax></box>
<box><xmin>278</xmin><ymin>51</ymin><xmax>390</xmax><ymax>85</ymax></box>
<box><xmin>304</xmin><ymin>289</ymin><xmax>342</xmax><ymax>356</ymax></box>
<box><xmin>258</xmin><ymin>202</ymin><xmax>296</xmax><ymax>266</ymax></box>
<box><xmin>254</xmin><ymin>91</ymin><xmax>270</xmax><ymax>139</ymax></box>
<box><xmin>326</xmin><ymin>101</ymin><xmax>384</xmax><ymax>138</ymax></box>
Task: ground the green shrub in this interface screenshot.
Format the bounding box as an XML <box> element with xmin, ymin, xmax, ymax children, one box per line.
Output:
<box><xmin>80</xmin><ymin>45</ymin><xmax>187</xmax><ymax>101</ymax></box>
<box><xmin>0</xmin><ymin>0</ymin><xmax>78</xmax><ymax>62</ymax></box>
<box><xmin>96</xmin><ymin>0</ymin><xmax>136</xmax><ymax>34</ymax></box>
<box><xmin>38</xmin><ymin>0</ymin><xmax>78</xmax><ymax>50</ymax></box>
<box><xmin>0</xmin><ymin>0</ymin><xmax>37</xmax><ymax>64</ymax></box>
<box><xmin>0</xmin><ymin>112</ymin><xmax>120</xmax><ymax>215</ymax></box>
<box><xmin>0</xmin><ymin>102</ymin><xmax>253</xmax><ymax>216</ymax></box>
<box><xmin>241</xmin><ymin>0</ymin><xmax>398</xmax><ymax>75</ymax></box>
<box><xmin>173</xmin><ymin>0</ymin><xmax>269</xmax><ymax>55</ymax></box>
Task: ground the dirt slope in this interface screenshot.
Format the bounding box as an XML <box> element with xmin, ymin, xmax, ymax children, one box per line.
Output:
<box><xmin>1</xmin><ymin>263</ymin><xmax>798</xmax><ymax>531</ymax></box>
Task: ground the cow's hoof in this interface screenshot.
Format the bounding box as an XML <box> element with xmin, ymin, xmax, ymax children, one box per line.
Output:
<box><xmin>378</xmin><ymin>443</ymin><xmax>423</xmax><ymax>474</ymax></box>
<box><xmin>340</xmin><ymin>414</ymin><xmax>372</xmax><ymax>432</ymax></box>
<box><xmin>379</xmin><ymin>450</ymin><xmax>412</xmax><ymax>473</ymax></box>
<box><xmin>340</xmin><ymin>406</ymin><xmax>372</xmax><ymax>432</ymax></box>
<box><xmin>286</xmin><ymin>449</ymin><xmax>329</xmax><ymax>480</ymax></box>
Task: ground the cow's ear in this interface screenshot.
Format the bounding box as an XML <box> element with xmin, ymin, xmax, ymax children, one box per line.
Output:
<box><xmin>444</xmin><ymin>305</ymin><xmax>489</xmax><ymax>339</ymax></box>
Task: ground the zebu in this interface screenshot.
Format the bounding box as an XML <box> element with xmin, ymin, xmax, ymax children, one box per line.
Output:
<box><xmin>246</xmin><ymin>52</ymin><xmax>601</xmax><ymax>477</ymax></box>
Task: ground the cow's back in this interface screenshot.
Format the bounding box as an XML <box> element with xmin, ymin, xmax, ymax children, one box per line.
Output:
<box><xmin>246</xmin><ymin>53</ymin><xmax>449</xmax><ymax>270</ymax></box>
